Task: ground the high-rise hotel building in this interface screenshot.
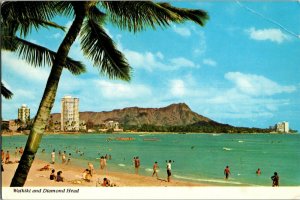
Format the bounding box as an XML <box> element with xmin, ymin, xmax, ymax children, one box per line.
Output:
<box><xmin>61</xmin><ymin>96</ymin><xmax>79</xmax><ymax>131</ymax></box>
<box><xmin>18</xmin><ymin>104</ymin><xmax>30</xmax><ymax>123</ymax></box>
<box><xmin>276</xmin><ymin>121</ymin><xmax>289</xmax><ymax>133</ymax></box>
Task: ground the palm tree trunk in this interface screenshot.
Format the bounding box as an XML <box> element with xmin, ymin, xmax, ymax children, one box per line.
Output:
<box><xmin>10</xmin><ymin>5</ymin><xmax>86</xmax><ymax>187</ymax></box>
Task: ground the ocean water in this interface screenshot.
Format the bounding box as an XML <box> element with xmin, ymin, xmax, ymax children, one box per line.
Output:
<box><xmin>2</xmin><ymin>133</ymin><xmax>300</xmax><ymax>186</ymax></box>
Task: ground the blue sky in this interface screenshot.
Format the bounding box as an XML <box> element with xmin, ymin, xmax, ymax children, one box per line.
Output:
<box><xmin>2</xmin><ymin>1</ymin><xmax>300</xmax><ymax>130</ymax></box>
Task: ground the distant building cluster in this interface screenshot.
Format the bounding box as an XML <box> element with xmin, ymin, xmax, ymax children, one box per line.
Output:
<box><xmin>5</xmin><ymin>96</ymin><xmax>123</xmax><ymax>133</ymax></box>
<box><xmin>275</xmin><ymin>121</ymin><xmax>289</xmax><ymax>133</ymax></box>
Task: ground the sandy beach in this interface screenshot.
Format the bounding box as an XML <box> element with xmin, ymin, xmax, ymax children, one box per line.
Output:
<box><xmin>2</xmin><ymin>159</ymin><xmax>206</xmax><ymax>187</ymax></box>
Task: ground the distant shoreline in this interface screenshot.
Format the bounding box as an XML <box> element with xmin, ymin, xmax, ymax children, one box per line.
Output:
<box><xmin>1</xmin><ymin>130</ymin><xmax>297</xmax><ymax>137</ymax></box>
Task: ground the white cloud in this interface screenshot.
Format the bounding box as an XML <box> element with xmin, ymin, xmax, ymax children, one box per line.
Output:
<box><xmin>225</xmin><ymin>72</ymin><xmax>296</xmax><ymax>96</ymax></box>
<box><xmin>172</xmin><ymin>25</ymin><xmax>191</xmax><ymax>37</ymax></box>
<box><xmin>170</xmin><ymin>57</ymin><xmax>196</xmax><ymax>68</ymax></box>
<box><xmin>2</xmin><ymin>51</ymin><xmax>49</xmax><ymax>82</ymax></box>
<box><xmin>170</xmin><ymin>79</ymin><xmax>186</xmax><ymax>97</ymax></box>
<box><xmin>156</xmin><ymin>52</ymin><xmax>164</xmax><ymax>60</ymax></box>
<box><xmin>203</xmin><ymin>58</ymin><xmax>217</xmax><ymax>67</ymax></box>
<box><xmin>246</xmin><ymin>27</ymin><xmax>290</xmax><ymax>43</ymax></box>
<box><xmin>95</xmin><ymin>80</ymin><xmax>152</xmax><ymax>99</ymax></box>
<box><xmin>123</xmin><ymin>48</ymin><xmax>198</xmax><ymax>71</ymax></box>
<box><xmin>123</xmin><ymin>50</ymin><xmax>165</xmax><ymax>71</ymax></box>
<box><xmin>117</xmin><ymin>33</ymin><xmax>199</xmax><ymax>71</ymax></box>
<box><xmin>163</xmin><ymin>72</ymin><xmax>296</xmax><ymax>123</ymax></box>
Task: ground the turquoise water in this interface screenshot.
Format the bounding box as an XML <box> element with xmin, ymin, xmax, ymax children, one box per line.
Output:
<box><xmin>2</xmin><ymin>133</ymin><xmax>300</xmax><ymax>186</ymax></box>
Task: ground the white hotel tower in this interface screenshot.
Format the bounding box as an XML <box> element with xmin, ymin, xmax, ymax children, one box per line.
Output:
<box><xmin>276</xmin><ymin>121</ymin><xmax>289</xmax><ymax>133</ymax></box>
<box><xmin>61</xmin><ymin>96</ymin><xmax>79</xmax><ymax>131</ymax></box>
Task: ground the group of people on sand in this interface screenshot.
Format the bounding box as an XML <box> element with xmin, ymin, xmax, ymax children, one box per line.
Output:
<box><xmin>134</xmin><ymin>157</ymin><xmax>173</xmax><ymax>183</ymax></box>
<box><xmin>1</xmin><ymin>147</ymin><xmax>23</xmax><ymax>164</ymax></box>
<box><xmin>50</xmin><ymin>150</ymin><xmax>72</xmax><ymax>165</ymax></box>
<box><xmin>82</xmin><ymin>162</ymin><xmax>95</xmax><ymax>182</ymax></box>
<box><xmin>1</xmin><ymin>147</ymin><xmax>24</xmax><ymax>172</ymax></box>
<box><xmin>49</xmin><ymin>169</ymin><xmax>64</xmax><ymax>182</ymax></box>
<box><xmin>37</xmin><ymin>163</ymin><xmax>64</xmax><ymax>182</ymax></box>
<box><xmin>224</xmin><ymin>166</ymin><xmax>279</xmax><ymax>186</ymax></box>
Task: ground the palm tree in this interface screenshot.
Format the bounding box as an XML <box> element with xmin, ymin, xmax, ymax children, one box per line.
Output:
<box><xmin>1</xmin><ymin>2</ymin><xmax>87</xmax><ymax>99</ymax></box>
<box><xmin>5</xmin><ymin>1</ymin><xmax>208</xmax><ymax>186</ymax></box>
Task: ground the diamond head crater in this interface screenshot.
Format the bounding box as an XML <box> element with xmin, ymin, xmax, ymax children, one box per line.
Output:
<box><xmin>47</xmin><ymin>103</ymin><xmax>277</xmax><ymax>134</ymax></box>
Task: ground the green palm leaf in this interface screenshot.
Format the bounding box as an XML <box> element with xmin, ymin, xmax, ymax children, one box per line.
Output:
<box><xmin>1</xmin><ymin>2</ymin><xmax>60</xmax><ymax>37</ymax></box>
<box><xmin>88</xmin><ymin>5</ymin><xmax>106</xmax><ymax>24</ymax></box>
<box><xmin>1</xmin><ymin>82</ymin><xmax>13</xmax><ymax>99</ymax></box>
<box><xmin>80</xmin><ymin>18</ymin><xmax>131</xmax><ymax>81</ymax></box>
<box><xmin>4</xmin><ymin>36</ymin><xmax>86</xmax><ymax>75</ymax></box>
<box><xmin>158</xmin><ymin>3</ymin><xmax>209</xmax><ymax>26</ymax></box>
<box><xmin>101</xmin><ymin>1</ymin><xmax>208</xmax><ymax>32</ymax></box>
<box><xmin>101</xmin><ymin>1</ymin><xmax>177</xmax><ymax>32</ymax></box>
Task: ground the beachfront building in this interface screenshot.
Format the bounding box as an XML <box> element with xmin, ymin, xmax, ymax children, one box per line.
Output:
<box><xmin>18</xmin><ymin>104</ymin><xmax>30</xmax><ymax>124</ymax></box>
<box><xmin>61</xmin><ymin>96</ymin><xmax>79</xmax><ymax>131</ymax></box>
<box><xmin>101</xmin><ymin>120</ymin><xmax>123</xmax><ymax>132</ymax></box>
<box><xmin>275</xmin><ymin>121</ymin><xmax>289</xmax><ymax>133</ymax></box>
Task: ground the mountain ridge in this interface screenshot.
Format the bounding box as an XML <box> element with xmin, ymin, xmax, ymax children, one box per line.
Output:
<box><xmin>49</xmin><ymin>103</ymin><xmax>272</xmax><ymax>133</ymax></box>
<box><xmin>50</xmin><ymin>102</ymin><xmax>220</xmax><ymax>126</ymax></box>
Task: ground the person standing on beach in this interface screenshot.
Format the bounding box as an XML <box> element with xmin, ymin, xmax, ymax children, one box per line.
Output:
<box><xmin>134</xmin><ymin>156</ymin><xmax>140</xmax><ymax>175</ymax></box>
<box><xmin>14</xmin><ymin>147</ymin><xmax>18</xmax><ymax>162</ymax></box>
<box><xmin>66</xmin><ymin>153</ymin><xmax>71</xmax><ymax>165</ymax></box>
<box><xmin>5</xmin><ymin>151</ymin><xmax>10</xmax><ymax>164</ymax></box>
<box><xmin>271</xmin><ymin>172</ymin><xmax>279</xmax><ymax>187</ymax></box>
<box><xmin>58</xmin><ymin>150</ymin><xmax>61</xmax><ymax>160</ymax></box>
<box><xmin>62</xmin><ymin>151</ymin><xmax>66</xmax><ymax>164</ymax></box>
<box><xmin>1</xmin><ymin>150</ymin><xmax>4</xmax><ymax>163</ymax></box>
<box><xmin>152</xmin><ymin>161</ymin><xmax>159</xmax><ymax>178</ymax></box>
<box><xmin>51</xmin><ymin>150</ymin><xmax>55</xmax><ymax>164</ymax></box>
<box><xmin>224</xmin><ymin>166</ymin><xmax>231</xmax><ymax>179</ymax></box>
<box><xmin>19</xmin><ymin>147</ymin><xmax>23</xmax><ymax>157</ymax></box>
<box><xmin>167</xmin><ymin>160</ymin><xmax>172</xmax><ymax>182</ymax></box>
<box><xmin>100</xmin><ymin>156</ymin><xmax>104</xmax><ymax>169</ymax></box>
<box><xmin>103</xmin><ymin>156</ymin><xmax>107</xmax><ymax>175</ymax></box>
<box><xmin>88</xmin><ymin>162</ymin><xmax>95</xmax><ymax>175</ymax></box>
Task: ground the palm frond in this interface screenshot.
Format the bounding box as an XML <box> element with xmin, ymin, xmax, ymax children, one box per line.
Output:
<box><xmin>101</xmin><ymin>1</ymin><xmax>208</xmax><ymax>32</ymax></box>
<box><xmin>55</xmin><ymin>2</ymin><xmax>74</xmax><ymax>18</ymax></box>
<box><xmin>64</xmin><ymin>57</ymin><xmax>86</xmax><ymax>75</ymax></box>
<box><xmin>5</xmin><ymin>37</ymin><xmax>86</xmax><ymax>75</ymax></box>
<box><xmin>1</xmin><ymin>83</ymin><xmax>13</xmax><ymax>99</ymax></box>
<box><xmin>101</xmin><ymin>1</ymin><xmax>177</xmax><ymax>32</ymax></box>
<box><xmin>15</xmin><ymin>37</ymin><xmax>53</xmax><ymax>67</ymax></box>
<box><xmin>88</xmin><ymin>5</ymin><xmax>106</xmax><ymax>24</ymax></box>
<box><xmin>158</xmin><ymin>3</ymin><xmax>209</xmax><ymax>26</ymax></box>
<box><xmin>1</xmin><ymin>1</ymin><xmax>60</xmax><ymax>37</ymax></box>
<box><xmin>80</xmin><ymin>19</ymin><xmax>131</xmax><ymax>81</ymax></box>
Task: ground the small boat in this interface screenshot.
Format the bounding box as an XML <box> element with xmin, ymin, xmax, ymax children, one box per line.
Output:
<box><xmin>143</xmin><ymin>138</ymin><xmax>159</xmax><ymax>141</ymax></box>
<box><xmin>223</xmin><ymin>147</ymin><xmax>232</xmax><ymax>151</ymax></box>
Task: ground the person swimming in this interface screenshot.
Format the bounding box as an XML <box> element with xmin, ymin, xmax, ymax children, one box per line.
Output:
<box><xmin>256</xmin><ymin>168</ymin><xmax>261</xmax><ymax>175</ymax></box>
